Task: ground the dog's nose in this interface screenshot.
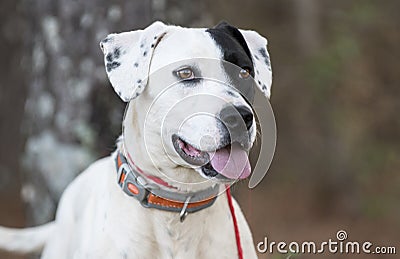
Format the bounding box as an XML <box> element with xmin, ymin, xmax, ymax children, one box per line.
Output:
<box><xmin>219</xmin><ymin>105</ymin><xmax>253</xmax><ymax>131</ymax></box>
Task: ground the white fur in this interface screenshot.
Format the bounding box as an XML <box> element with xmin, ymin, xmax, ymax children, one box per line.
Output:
<box><xmin>0</xmin><ymin>21</ymin><xmax>273</xmax><ymax>258</ymax></box>
<box><xmin>0</xmin><ymin>223</ymin><xmax>55</xmax><ymax>253</ymax></box>
<box><xmin>38</xmin><ymin>157</ymin><xmax>257</xmax><ymax>258</ymax></box>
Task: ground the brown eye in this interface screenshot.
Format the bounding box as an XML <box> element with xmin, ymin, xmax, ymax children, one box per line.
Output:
<box><xmin>239</xmin><ymin>68</ymin><xmax>250</xmax><ymax>79</ymax></box>
<box><xmin>176</xmin><ymin>67</ymin><xmax>194</xmax><ymax>80</ymax></box>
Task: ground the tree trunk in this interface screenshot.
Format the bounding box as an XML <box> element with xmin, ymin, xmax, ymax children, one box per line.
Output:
<box><xmin>20</xmin><ymin>0</ymin><xmax>152</xmax><ymax>225</ymax></box>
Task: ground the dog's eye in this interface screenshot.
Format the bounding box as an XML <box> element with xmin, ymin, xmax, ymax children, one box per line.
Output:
<box><xmin>176</xmin><ymin>67</ymin><xmax>194</xmax><ymax>80</ymax></box>
<box><xmin>239</xmin><ymin>68</ymin><xmax>250</xmax><ymax>79</ymax></box>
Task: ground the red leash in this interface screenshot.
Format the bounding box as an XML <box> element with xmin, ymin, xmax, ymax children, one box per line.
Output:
<box><xmin>226</xmin><ymin>186</ymin><xmax>243</xmax><ymax>259</ymax></box>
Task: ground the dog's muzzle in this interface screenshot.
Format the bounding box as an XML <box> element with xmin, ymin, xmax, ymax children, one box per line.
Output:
<box><xmin>172</xmin><ymin>104</ymin><xmax>253</xmax><ymax>181</ymax></box>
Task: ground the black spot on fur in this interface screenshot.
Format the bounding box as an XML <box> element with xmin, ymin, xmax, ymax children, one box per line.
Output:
<box><xmin>143</xmin><ymin>51</ymin><xmax>147</xmax><ymax>56</ymax></box>
<box><xmin>106</xmin><ymin>61</ymin><xmax>120</xmax><ymax>72</ymax></box>
<box><xmin>258</xmin><ymin>80</ymin><xmax>261</xmax><ymax>85</ymax></box>
<box><xmin>262</xmin><ymin>84</ymin><xmax>267</xmax><ymax>90</ymax></box>
<box><xmin>154</xmin><ymin>36</ymin><xmax>158</xmax><ymax>39</ymax></box>
<box><xmin>259</xmin><ymin>48</ymin><xmax>271</xmax><ymax>70</ymax></box>
<box><xmin>101</xmin><ymin>36</ymin><xmax>114</xmax><ymax>43</ymax></box>
<box><xmin>106</xmin><ymin>53</ymin><xmax>113</xmax><ymax>62</ymax></box>
<box><xmin>140</xmin><ymin>43</ymin><xmax>144</xmax><ymax>48</ymax></box>
<box><xmin>137</xmin><ymin>79</ymin><xmax>142</xmax><ymax>84</ymax></box>
<box><xmin>151</xmin><ymin>44</ymin><xmax>155</xmax><ymax>48</ymax></box>
<box><xmin>227</xmin><ymin>90</ymin><xmax>237</xmax><ymax>97</ymax></box>
<box><xmin>259</xmin><ymin>48</ymin><xmax>268</xmax><ymax>58</ymax></box>
<box><xmin>134</xmin><ymin>62</ymin><xmax>139</xmax><ymax>67</ymax></box>
<box><xmin>113</xmin><ymin>47</ymin><xmax>121</xmax><ymax>59</ymax></box>
<box><xmin>106</xmin><ymin>47</ymin><xmax>122</xmax><ymax>64</ymax></box>
<box><xmin>254</xmin><ymin>55</ymin><xmax>259</xmax><ymax>60</ymax></box>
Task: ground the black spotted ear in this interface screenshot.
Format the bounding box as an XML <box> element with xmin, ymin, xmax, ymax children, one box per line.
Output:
<box><xmin>239</xmin><ymin>30</ymin><xmax>273</xmax><ymax>98</ymax></box>
<box><xmin>100</xmin><ymin>21</ymin><xmax>168</xmax><ymax>102</ymax></box>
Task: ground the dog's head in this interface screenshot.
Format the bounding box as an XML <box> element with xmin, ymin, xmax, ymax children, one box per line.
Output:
<box><xmin>100</xmin><ymin>21</ymin><xmax>272</xmax><ymax>188</ymax></box>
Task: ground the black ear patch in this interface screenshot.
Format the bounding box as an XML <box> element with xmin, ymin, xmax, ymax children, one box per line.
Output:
<box><xmin>207</xmin><ymin>21</ymin><xmax>255</xmax><ymax>103</ymax></box>
<box><xmin>206</xmin><ymin>21</ymin><xmax>254</xmax><ymax>75</ymax></box>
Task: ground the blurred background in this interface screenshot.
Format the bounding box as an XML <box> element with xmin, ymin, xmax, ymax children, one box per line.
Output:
<box><xmin>0</xmin><ymin>0</ymin><xmax>399</xmax><ymax>258</ymax></box>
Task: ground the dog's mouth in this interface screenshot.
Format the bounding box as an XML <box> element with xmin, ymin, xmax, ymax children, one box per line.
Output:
<box><xmin>172</xmin><ymin>134</ymin><xmax>210</xmax><ymax>166</ymax></box>
<box><xmin>172</xmin><ymin>134</ymin><xmax>251</xmax><ymax>180</ymax></box>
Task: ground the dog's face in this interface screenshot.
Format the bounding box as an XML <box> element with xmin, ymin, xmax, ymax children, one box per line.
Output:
<box><xmin>100</xmin><ymin>21</ymin><xmax>272</xmax><ymax>187</ymax></box>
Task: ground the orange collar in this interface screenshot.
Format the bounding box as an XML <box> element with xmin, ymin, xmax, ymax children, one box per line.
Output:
<box><xmin>115</xmin><ymin>150</ymin><xmax>220</xmax><ymax>221</ymax></box>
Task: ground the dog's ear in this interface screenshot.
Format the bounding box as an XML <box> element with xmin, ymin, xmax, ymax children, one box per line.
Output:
<box><xmin>100</xmin><ymin>21</ymin><xmax>168</xmax><ymax>102</ymax></box>
<box><xmin>239</xmin><ymin>30</ymin><xmax>273</xmax><ymax>98</ymax></box>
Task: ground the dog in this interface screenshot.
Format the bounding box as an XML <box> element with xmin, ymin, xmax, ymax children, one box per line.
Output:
<box><xmin>0</xmin><ymin>21</ymin><xmax>272</xmax><ymax>258</ymax></box>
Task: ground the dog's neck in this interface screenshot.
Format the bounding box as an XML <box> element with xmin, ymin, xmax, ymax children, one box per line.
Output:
<box><xmin>114</xmin><ymin>149</ymin><xmax>220</xmax><ymax>221</ymax></box>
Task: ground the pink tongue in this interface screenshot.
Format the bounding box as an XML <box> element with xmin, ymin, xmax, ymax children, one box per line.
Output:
<box><xmin>209</xmin><ymin>143</ymin><xmax>251</xmax><ymax>179</ymax></box>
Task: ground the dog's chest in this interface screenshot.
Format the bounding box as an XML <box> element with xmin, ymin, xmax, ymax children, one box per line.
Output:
<box><xmin>147</xmin><ymin>215</ymin><xmax>237</xmax><ymax>259</ymax></box>
<box><xmin>101</xmin><ymin>199</ymin><xmax>238</xmax><ymax>259</ymax></box>
<box><xmin>80</xmin><ymin>211</ymin><xmax>237</xmax><ymax>259</ymax></box>
<box><xmin>119</xmin><ymin>207</ymin><xmax>237</xmax><ymax>259</ymax></box>
<box><xmin>52</xmin><ymin>158</ymin><xmax>241</xmax><ymax>258</ymax></box>
<box><xmin>154</xmin><ymin>222</ymin><xmax>200</xmax><ymax>258</ymax></box>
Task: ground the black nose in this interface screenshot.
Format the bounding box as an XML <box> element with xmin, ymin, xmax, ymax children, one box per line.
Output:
<box><xmin>219</xmin><ymin>105</ymin><xmax>254</xmax><ymax>131</ymax></box>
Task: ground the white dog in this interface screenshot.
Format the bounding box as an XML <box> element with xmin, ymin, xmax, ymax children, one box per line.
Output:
<box><xmin>0</xmin><ymin>21</ymin><xmax>272</xmax><ymax>258</ymax></box>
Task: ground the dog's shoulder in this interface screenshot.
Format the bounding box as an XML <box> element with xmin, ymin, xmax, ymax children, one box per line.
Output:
<box><xmin>41</xmin><ymin>156</ymin><xmax>118</xmax><ymax>256</ymax></box>
<box><xmin>63</xmin><ymin>156</ymin><xmax>114</xmax><ymax>195</ymax></box>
